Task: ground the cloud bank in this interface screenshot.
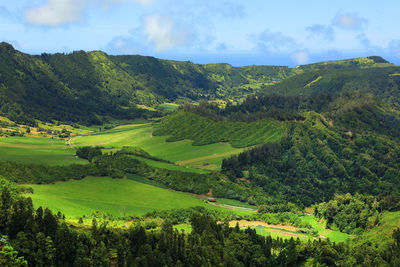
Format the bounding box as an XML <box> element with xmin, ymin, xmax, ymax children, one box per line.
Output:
<box><xmin>144</xmin><ymin>14</ymin><xmax>194</xmax><ymax>52</ymax></box>
<box><xmin>24</xmin><ymin>0</ymin><xmax>153</xmax><ymax>27</ymax></box>
<box><xmin>108</xmin><ymin>14</ymin><xmax>195</xmax><ymax>53</ymax></box>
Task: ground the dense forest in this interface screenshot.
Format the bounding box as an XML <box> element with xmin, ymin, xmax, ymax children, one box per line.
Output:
<box><xmin>0</xmin><ymin>42</ymin><xmax>292</xmax><ymax>125</ymax></box>
<box><xmin>220</xmin><ymin>111</ymin><xmax>400</xmax><ymax>206</ymax></box>
<box><xmin>2</xmin><ymin>181</ymin><xmax>400</xmax><ymax>266</ymax></box>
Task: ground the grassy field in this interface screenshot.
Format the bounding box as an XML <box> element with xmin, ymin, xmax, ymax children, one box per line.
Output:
<box><xmin>25</xmin><ymin>176</ymin><xmax>257</xmax><ymax>220</ymax></box>
<box><xmin>174</xmin><ymin>224</ymin><xmax>192</xmax><ymax>233</ymax></box>
<box><xmin>23</xmin><ymin>175</ymin><xmax>353</xmax><ymax>243</ymax></box>
<box><xmin>174</xmin><ymin>216</ymin><xmax>351</xmax><ymax>242</ymax></box>
<box><xmin>157</xmin><ymin>103</ymin><xmax>180</xmax><ymax>112</ymax></box>
<box><xmin>216</xmin><ymin>198</ymin><xmax>257</xmax><ymax>210</ymax></box>
<box><xmin>0</xmin><ymin>136</ymin><xmax>86</xmax><ymax>165</ymax></box>
<box><xmin>26</xmin><ymin>176</ymin><xmax>214</xmax><ymax>218</ymax></box>
<box><xmin>174</xmin><ymin>223</ymin><xmax>313</xmax><ymax>241</ymax></box>
<box><xmin>253</xmin><ymin>226</ymin><xmax>311</xmax><ymax>241</ymax></box>
<box><xmin>300</xmin><ymin>215</ymin><xmax>351</xmax><ymax>243</ymax></box>
<box><xmin>129</xmin><ymin>155</ymin><xmax>208</xmax><ymax>174</ymax></box>
<box><xmin>354</xmin><ymin>211</ymin><xmax>400</xmax><ymax>249</ymax></box>
<box><xmin>71</xmin><ymin>123</ymin><xmax>242</xmax><ymax>170</ymax></box>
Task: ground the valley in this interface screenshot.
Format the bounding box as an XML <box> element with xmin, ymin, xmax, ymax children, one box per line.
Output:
<box><xmin>0</xmin><ymin>43</ymin><xmax>399</xmax><ymax>266</ymax></box>
<box><xmin>70</xmin><ymin>122</ymin><xmax>242</xmax><ymax>171</ymax></box>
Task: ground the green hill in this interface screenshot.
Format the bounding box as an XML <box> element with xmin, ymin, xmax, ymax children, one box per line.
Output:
<box><xmin>261</xmin><ymin>65</ymin><xmax>400</xmax><ymax>108</ymax></box>
<box><xmin>153</xmin><ymin>110</ymin><xmax>287</xmax><ymax>148</ymax></box>
<box><xmin>0</xmin><ymin>42</ymin><xmax>292</xmax><ymax>125</ymax></box>
<box><xmin>296</xmin><ymin>56</ymin><xmax>392</xmax><ymax>72</ymax></box>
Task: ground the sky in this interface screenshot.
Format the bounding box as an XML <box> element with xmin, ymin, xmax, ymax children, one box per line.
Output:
<box><xmin>0</xmin><ymin>0</ymin><xmax>400</xmax><ymax>66</ymax></box>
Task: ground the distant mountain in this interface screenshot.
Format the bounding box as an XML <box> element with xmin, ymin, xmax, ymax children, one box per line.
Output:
<box><xmin>0</xmin><ymin>41</ymin><xmax>398</xmax><ymax>125</ymax></box>
<box><xmin>295</xmin><ymin>56</ymin><xmax>392</xmax><ymax>71</ymax></box>
<box><xmin>262</xmin><ymin>58</ymin><xmax>400</xmax><ymax>108</ymax></box>
<box><xmin>0</xmin><ymin>42</ymin><xmax>291</xmax><ymax>125</ymax></box>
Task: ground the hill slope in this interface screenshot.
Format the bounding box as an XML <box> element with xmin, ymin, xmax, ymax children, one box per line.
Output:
<box><xmin>261</xmin><ymin>64</ymin><xmax>400</xmax><ymax>108</ymax></box>
<box><xmin>0</xmin><ymin>42</ymin><xmax>292</xmax><ymax>125</ymax></box>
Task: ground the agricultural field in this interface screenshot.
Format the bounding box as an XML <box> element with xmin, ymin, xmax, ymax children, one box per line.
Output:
<box><xmin>0</xmin><ymin>136</ymin><xmax>86</xmax><ymax>165</ymax></box>
<box><xmin>211</xmin><ymin>198</ymin><xmax>258</xmax><ymax>211</ymax></box>
<box><xmin>299</xmin><ymin>215</ymin><xmax>351</xmax><ymax>243</ymax></box>
<box><xmin>174</xmin><ymin>217</ymin><xmax>351</xmax><ymax>243</ymax></box>
<box><xmin>157</xmin><ymin>103</ymin><xmax>180</xmax><ymax>112</ymax></box>
<box><xmin>353</xmin><ymin>211</ymin><xmax>400</xmax><ymax>249</ymax></box>
<box><xmin>71</xmin><ymin>123</ymin><xmax>243</xmax><ymax>170</ymax></box>
<box><xmin>154</xmin><ymin>111</ymin><xmax>287</xmax><ymax>148</ymax></box>
<box><xmin>25</xmin><ymin>176</ymin><xmax>212</xmax><ymax>218</ymax></box>
<box><xmin>230</xmin><ymin>218</ymin><xmax>350</xmax><ymax>242</ymax></box>
<box><xmin>25</xmin><ymin>175</ymin><xmax>350</xmax><ymax>243</ymax></box>
<box><xmin>25</xmin><ymin>176</ymin><xmax>257</xmax><ymax>220</ymax></box>
<box><xmin>129</xmin><ymin>155</ymin><xmax>208</xmax><ymax>174</ymax></box>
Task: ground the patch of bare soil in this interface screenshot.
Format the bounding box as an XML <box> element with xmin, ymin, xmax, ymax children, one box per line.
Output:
<box><xmin>229</xmin><ymin>220</ymin><xmax>299</xmax><ymax>232</ymax></box>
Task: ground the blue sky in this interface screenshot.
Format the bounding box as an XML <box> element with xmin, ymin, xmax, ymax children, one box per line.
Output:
<box><xmin>1</xmin><ymin>0</ymin><xmax>399</xmax><ymax>66</ymax></box>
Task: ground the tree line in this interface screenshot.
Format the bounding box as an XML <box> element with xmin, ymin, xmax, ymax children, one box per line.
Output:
<box><xmin>2</xmin><ymin>184</ymin><xmax>400</xmax><ymax>266</ymax></box>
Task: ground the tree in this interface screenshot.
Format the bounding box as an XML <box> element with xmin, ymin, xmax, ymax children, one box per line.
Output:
<box><xmin>0</xmin><ymin>246</ymin><xmax>27</xmax><ymax>267</ymax></box>
<box><xmin>0</xmin><ymin>187</ymin><xmax>12</xmax><ymax>233</ymax></box>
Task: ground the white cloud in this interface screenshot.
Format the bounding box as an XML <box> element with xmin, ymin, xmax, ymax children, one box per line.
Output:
<box><xmin>24</xmin><ymin>0</ymin><xmax>152</xmax><ymax>27</ymax></box>
<box><xmin>25</xmin><ymin>0</ymin><xmax>85</xmax><ymax>27</ymax></box>
<box><xmin>255</xmin><ymin>29</ymin><xmax>298</xmax><ymax>52</ymax></box>
<box><xmin>107</xmin><ymin>13</ymin><xmax>195</xmax><ymax>54</ymax></box>
<box><xmin>144</xmin><ymin>14</ymin><xmax>194</xmax><ymax>52</ymax></box>
<box><xmin>292</xmin><ymin>50</ymin><xmax>309</xmax><ymax>64</ymax></box>
<box><xmin>332</xmin><ymin>12</ymin><xmax>368</xmax><ymax>30</ymax></box>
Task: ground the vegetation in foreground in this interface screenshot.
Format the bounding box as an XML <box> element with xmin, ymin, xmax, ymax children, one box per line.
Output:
<box><xmin>2</xmin><ymin>183</ymin><xmax>400</xmax><ymax>266</ymax></box>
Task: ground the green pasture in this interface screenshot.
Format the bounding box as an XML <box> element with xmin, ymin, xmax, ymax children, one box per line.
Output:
<box><xmin>173</xmin><ymin>218</ymin><xmax>348</xmax><ymax>243</ymax></box>
<box><xmin>216</xmin><ymin>198</ymin><xmax>257</xmax><ymax>210</ymax></box>
<box><xmin>25</xmin><ymin>176</ymin><xmax>257</xmax><ymax>220</ymax></box>
<box><xmin>174</xmin><ymin>224</ymin><xmax>192</xmax><ymax>233</ymax></box>
<box><xmin>353</xmin><ymin>211</ymin><xmax>400</xmax><ymax>249</ymax></box>
<box><xmin>0</xmin><ymin>136</ymin><xmax>86</xmax><ymax>165</ymax></box>
<box><xmin>71</xmin><ymin>123</ymin><xmax>242</xmax><ymax>170</ymax></box>
<box><xmin>253</xmin><ymin>226</ymin><xmax>311</xmax><ymax>241</ymax></box>
<box><xmin>158</xmin><ymin>103</ymin><xmax>180</xmax><ymax>112</ymax></box>
<box><xmin>129</xmin><ymin>155</ymin><xmax>208</xmax><ymax>174</ymax></box>
<box><xmin>248</xmin><ymin>216</ymin><xmax>351</xmax><ymax>242</ymax></box>
<box><xmin>25</xmin><ymin>176</ymin><xmax>213</xmax><ymax>218</ymax></box>
<box><xmin>300</xmin><ymin>215</ymin><xmax>351</xmax><ymax>243</ymax></box>
<box><xmin>173</xmin><ymin>224</ymin><xmax>313</xmax><ymax>241</ymax></box>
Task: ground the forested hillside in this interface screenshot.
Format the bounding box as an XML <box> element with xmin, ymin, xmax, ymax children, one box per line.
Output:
<box><xmin>262</xmin><ymin>62</ymin><xmax>400</xmax><ymax>108</ymax></box>
<box><xmin>0</xmin><ymin>42</ymin><xmax>291</xmax><ymax>125</ymax></box>
<box><xmin>155</xmin><ymin>58</ymin><xmax>400</xmax><ymax>207</ymax></box>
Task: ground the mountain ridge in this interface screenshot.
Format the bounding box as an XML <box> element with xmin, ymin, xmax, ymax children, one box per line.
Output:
<box><xmin>0</xmin><ymin>41</ymin><xmax>398</xmax><ymax>125</ymax></box>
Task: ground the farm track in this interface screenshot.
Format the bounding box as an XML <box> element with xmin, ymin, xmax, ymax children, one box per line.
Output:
<box><xmin>176</xmin><ymin>150</ymin><xmax>241</xmax><ymax>165</ymax></box>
